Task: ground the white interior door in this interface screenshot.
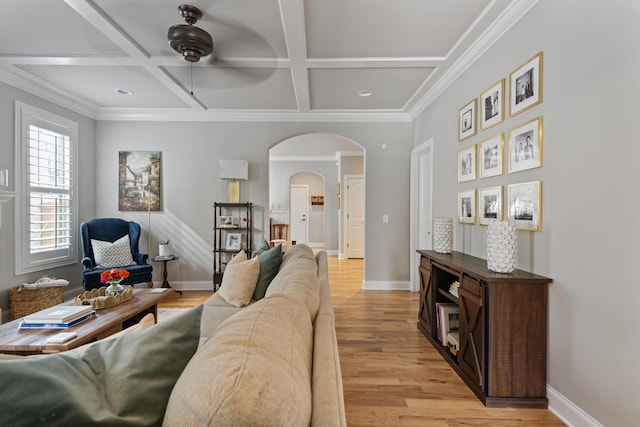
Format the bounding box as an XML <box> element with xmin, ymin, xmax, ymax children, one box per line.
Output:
<box><xmin>418</xmin><ymin>150</ymin><xmax>433</xmax><ymax>250</ymax></box>
<box><xmin>290</xmin><ymin>184</ymin><xmax>308</xmax><ymax>245</ymax></box>
<box><xmin>345</xmin><ymin>175</ymin><xmax>364</xmax><ymax>258</ymax></box>
<box><xmin>410</xmin><ymin>139</ymin><xmax>434</xmax><ymax>292</ymax></box>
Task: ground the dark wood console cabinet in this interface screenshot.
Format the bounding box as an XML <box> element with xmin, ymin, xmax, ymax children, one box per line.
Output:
<box><xmin>417</xmin><ymin>250</ymin><xmax>552</xmax><ymax>408</ymax></box>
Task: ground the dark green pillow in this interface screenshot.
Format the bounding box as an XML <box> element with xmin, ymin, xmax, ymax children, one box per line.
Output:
<box><xmin>0</xmin><ymin>304</ymin><xmax>203</xmax><ymax>427</ymax></box>
<box><xmin>253</xmin><ymin>243</ymin><xmax>283</xmax><ymax>300</ymax></box>
<box><xmin>253</xmin><ymin>239</ymin><xmax>271</xmax><ymax>256</ymax></box>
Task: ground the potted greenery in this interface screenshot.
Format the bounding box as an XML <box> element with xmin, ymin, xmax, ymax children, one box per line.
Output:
<box><xmin>159</xmin><ymin>240</ymin><xmax>173</xmax><ymax>257</ymax></box>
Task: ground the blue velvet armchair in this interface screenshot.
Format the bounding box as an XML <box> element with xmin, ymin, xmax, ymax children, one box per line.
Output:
<box><xmin>80</xmin><ymin>218</ymin><xmax>153</xmax><ymax>290</ymax></box>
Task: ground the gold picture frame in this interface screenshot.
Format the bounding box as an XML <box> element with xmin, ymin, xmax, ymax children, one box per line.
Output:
<box><xmin>458</xmin><ymin>144</ymin><xmax>476</xmax><ymax>183</ymax></box>
<box><xmin>509</xmin><ymin>52</ymin><xmax>543</xmax><ymax>117</ymax></box>
<box><xmin>508</xmin><ymin>181</ymin><xmax>542</xmax><ymax>231</ymax></box>
<box><xmin>478</xmin><ymin>186</ymin><xmax>503</xmax><ymax>226</ymax></box>
<box><xmin>458</xmin><ymin>98</ymin><xmax>477</xmax><ymax>141</ymax></box>
<box><xmin>508</xmin><ymin>117</ymin><xmax>543</xmax><ymax>173</ymax></box>
<box><xmin>458</xmin><ymin>189</ymin><xmax>476</xmax><ymax>224</ymax></box>
<box><xmin>480</xmin><ymin>79</ymin><xmax>504</xmax><ymax>130</ymax></box>
<box><xmin>479</xmin><ymin>133</ymin><xmax>504</xmax><ymax>179</ymax></box>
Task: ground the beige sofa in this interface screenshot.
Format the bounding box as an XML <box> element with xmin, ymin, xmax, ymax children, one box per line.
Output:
<box><xmin>164</xmin><ymin>243</ymin><xmax>346</xmax><ymax>426</ymax></box>
<box><xmin>0</xmin><ymin>244</ymin><xmax>345</xmax><ymax>427</ymax></box>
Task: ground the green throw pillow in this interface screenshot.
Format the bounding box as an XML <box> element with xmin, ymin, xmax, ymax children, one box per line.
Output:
<box><xmin>0</xmin><ymin>305</ymin><xmax>203</xmax><ymax>427</ymax></box>
<box><xmin>253</xmin><ymin>239</ymin><xmax>271</xmax><ymax>256</ymax></box>
<box><xmin>253</xmin><ymin>243</ymin><xmax>283</xmax><ymax>300</ymax></box>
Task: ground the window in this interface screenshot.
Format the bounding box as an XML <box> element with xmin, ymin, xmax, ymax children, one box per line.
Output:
<box><xmin>15</xmin><ymin>102</ymin><xmax>78</xmax><ymax>274</ymax></box>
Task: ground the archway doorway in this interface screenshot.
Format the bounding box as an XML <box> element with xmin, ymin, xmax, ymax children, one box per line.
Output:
<box><xmin>268</xmin><ymin>133</ymin><xmax>364</xmax><ymax>259</ymax></box>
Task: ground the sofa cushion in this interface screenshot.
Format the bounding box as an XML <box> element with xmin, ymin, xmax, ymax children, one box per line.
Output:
<box><xmin>0</xmin><ymin>305</ymin><xmax>202</xmax><ymax>427</ymax></box>
<box><xmin>252</xmin><ymin>243</ymin><xmax>283</xmax><ymax>300</ymax></box>
<box><xmin>163</xmin><ymin>294</ymin><xmax>313</xmax><ymax>427</ymax></box>
<box><xmin>217</xmin><ymin>250</ymin><xmax>260</xmax><ymax>308</ymax></box>
<box><xmin>265</xmin><ymin>244</ymin><xmax>321</xmax><ymax>320</ymax></box>
<box><xmin>253</xmin><ymin>239</ymin><xmax>271</xmax><ymax>255</ymax></box>
<box><xmin>91</xmin><ymin>234</ymin><xmax>136</xmax><ymax>268</ymax></box>
<box><xmin>199</xmin><ymin>292</ymin><xmax>255</xmax><ymax>345</ymax></box>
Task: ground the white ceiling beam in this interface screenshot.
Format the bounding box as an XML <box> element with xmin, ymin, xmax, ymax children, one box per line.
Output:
<box><xmin>279</xmin><ymin>0</ymin><xmax>310</xmax><ymax>112</ymax></box>
<box><xmin>64</xmin><ymin>0</ymin><xmax>206</xmax><ymax>111</ymax></box>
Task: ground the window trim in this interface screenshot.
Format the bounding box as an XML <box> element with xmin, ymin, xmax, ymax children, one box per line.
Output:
<box><xmin>14</xmin><ymin>101</ymin><xmax>78</xmax><ymax>274</ymax></box>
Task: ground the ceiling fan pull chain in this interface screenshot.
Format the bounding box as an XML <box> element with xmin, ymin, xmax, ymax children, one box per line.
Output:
<box><xmin>190</xmin><ymin>62</ymin><xmax>194</xmax><ymax>96</ymax></box>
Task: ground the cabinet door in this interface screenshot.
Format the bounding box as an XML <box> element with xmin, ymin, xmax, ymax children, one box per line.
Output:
<box><xmin>459</xmin><ymin>278</ymin><xmax>485</xmax><ymax>391</ymax></box>
<box><xmin>418</xmin><ymin>259</ymin><xmax>433</xmax><ymax>336</ymax></box>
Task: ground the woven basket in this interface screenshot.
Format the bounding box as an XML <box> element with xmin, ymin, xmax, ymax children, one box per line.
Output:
<box><xmin>9</xmin><ymin>286</ymin><xmax>64</xmax><ymax>320</ymax></box>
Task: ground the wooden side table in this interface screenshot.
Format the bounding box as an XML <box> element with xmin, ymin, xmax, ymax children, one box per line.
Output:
<box><xmin>152</xmin><ymin>256</ymin><xmax>181</xmax><ymax>295</ymax></box>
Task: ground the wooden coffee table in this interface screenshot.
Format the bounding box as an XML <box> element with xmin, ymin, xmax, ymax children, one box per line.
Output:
<box><xmin>0</xmin><ymin>288</ymin><xmax>173</xmax><ymax>355</ymax></box>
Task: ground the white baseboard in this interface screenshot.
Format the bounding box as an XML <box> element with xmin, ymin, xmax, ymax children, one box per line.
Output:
<box><xmin>160</xmin><ymin>281</ymin><xmax>214</xmax><ymax>291</ymax></box>
<box><xmin>547</xmin><ymin>385</ymin><xmax>603</xmax><ymax>427</ymax></box>
<box><xmin>306</xmin><ymin>242</ymin><xmax>324</xmax><ymax>248</ymax></box>
<box><xmin>171</xmin><ymin>279</ymin><xmax>414</xmax><ymax>292</ymax></box>
<box><xmin>362</xmin><ymin>280</ymin><xmax>411</xmax><ymax>290</ymax></box>
<box><xmin>325</xmin><ymin>249</ymin><xmax>339</xmax><ymax>256</ymax></box>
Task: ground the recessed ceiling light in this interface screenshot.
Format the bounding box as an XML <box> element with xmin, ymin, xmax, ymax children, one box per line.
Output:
<box><xmin>115</xmin><ymin>88</ymin><xmax>133</xmax><ymax>96</ymax></box>
<box><xmin>357</xmin><ymin>90</ymin><xmax>372</xmax><ymax>97</ymax></box>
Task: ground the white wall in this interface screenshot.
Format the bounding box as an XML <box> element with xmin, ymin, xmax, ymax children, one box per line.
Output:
<box><xmin>0</xmin><ymin>82</ymin><xmax>96</xmax><ymax>319</ymax></box>
<box><xmin>95</xmin><ymin>121</ymin><xmax>412</xmax><ymax>286</ymax></box>
<box><xmin>413</xmin><ymin>1</ymin><xmax>639</xmax><ymax>425</ymax></box>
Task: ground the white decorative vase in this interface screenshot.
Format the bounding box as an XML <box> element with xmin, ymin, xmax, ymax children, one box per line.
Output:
<box><xmin>433</xmin><ymin>217</ymin><xmax>453</xmax><ymax>254</ymax></box>
<box><xmin>486</xmin><ymin>220</ymin><xmax>517</xmax><ymax>273</ymax></box>
<box><xmin>159</xmin><ymin>244</ymin><xmax>173</xmax><ymax>257</ymax></box>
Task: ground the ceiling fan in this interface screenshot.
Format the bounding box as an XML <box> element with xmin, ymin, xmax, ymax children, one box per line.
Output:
<box><xmin>167</xmin><ymin>4</ymin><xmax>213</xmax><ymax>63</ymax></box>
<box><xmin>166</xmin><ymin>4</ymin><xmax>276</xmax><ymax>91</ymax></box>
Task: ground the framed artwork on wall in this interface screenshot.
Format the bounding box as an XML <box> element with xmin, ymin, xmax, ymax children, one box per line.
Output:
<box><xmin>480</xmin><ymin>79</ymin><xmax>504</xmax><ymax>130</ymax></box>
<box><xmin>118</xmin><ymin>151</ymin><xmax>161</xmax><ymax>211</ymax></box>
<box><xmin>478</xmin><ymin>186</ymin><xmax>503</xmax><ymax>226</ymax></box>
<box><xmin>458</xmin><ymin>145</ymin><xmax>476</xmax><ymax>183</ymax></box>
<box><xmin>508</xmin><ymin>117</ymin><xmax>543</xmax><ymax>173</ymax></box>
<box><xmin>509</xmin><ymin>51</ymin><xmax>543</xmax><ymax>116</ymax></box>
<box><xmin>508</xmin><ymin>181</ymin><xmax>542</xmax><ymax>231</ymax></box>
<box><xmin>479</xmin><ymin>133</ymin><xmax>503</xmax><ymax>178</ymax></box>
<box><xmin>458</xmin><ymin>99</ymin><xmax>477</xmax><ymax>141</ymax></box>
<box><xmin>458</xmin><ymin>189</ymin><xmax>476</xmax><ymax>224</ymax></box>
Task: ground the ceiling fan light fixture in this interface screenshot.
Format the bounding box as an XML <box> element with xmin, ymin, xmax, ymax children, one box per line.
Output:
<box><xmin>168</xmin><ymin>4</ymin><xmax>214</xmax><ymax>63</ymax></box>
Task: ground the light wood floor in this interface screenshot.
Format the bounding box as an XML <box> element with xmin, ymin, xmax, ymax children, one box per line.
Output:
<box><xmin>160</xmin><ymin>256</ymin><xmax>565</xmax><ymax>426</ymax></box>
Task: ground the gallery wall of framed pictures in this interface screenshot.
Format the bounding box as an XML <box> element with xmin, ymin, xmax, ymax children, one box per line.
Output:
<box><xmin>456</xmin><ymin>51</ymin><xmax>544</xmax><ymax>231</ymax></box>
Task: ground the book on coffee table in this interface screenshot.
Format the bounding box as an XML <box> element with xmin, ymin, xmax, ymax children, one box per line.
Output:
<box><xmin>22</xmin><ymin>305</ymin><xmax>94</xmax><ymax>324</ymax></box>
<box><xmin>19</xmin><ymin>311</ymin><xmax>96</xmax><ymax>329</ymax></box>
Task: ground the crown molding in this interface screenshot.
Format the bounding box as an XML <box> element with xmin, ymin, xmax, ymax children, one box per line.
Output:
<box><xmin>94</xmin><ymin>108</ymin><xmax>412</xmax><ymax>123</ymax></box>
<box><xmin>408</xmin><ymin>0</ymin><xmax>539</xmax><ymax>120</ymax></box>
<box><xmin>0</xmin><ymin>68</ymin><xmax>98</xmax><ymax>119</ymax></box>
<box><xmin>270</xmin><ymin>155</ymin><xmax>337</xmax><ymax>162</ymax></box>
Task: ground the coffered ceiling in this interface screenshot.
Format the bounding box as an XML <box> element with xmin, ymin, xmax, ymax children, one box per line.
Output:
<box><xmin>0</xmin><ymin>0</ymin><xmax>536</xmax><ymax>121</ymax></box>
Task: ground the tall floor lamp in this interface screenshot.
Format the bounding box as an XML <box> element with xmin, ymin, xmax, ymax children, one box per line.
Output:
<box><xmin>219</xmin><ymin>159</ymin><xmax>248</xmax><ymax>203</ymax></box>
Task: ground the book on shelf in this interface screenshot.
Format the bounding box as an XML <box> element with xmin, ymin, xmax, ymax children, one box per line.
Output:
<box><xmin>437</xmin><ymin>304</ymin><xmax>459</xmax><ymax>345</ymax></box>
<box><xmin>22</xmin><ymin>305</ymin><xmax>94</xmax><ymax>324</ymax></box>
<box><xmin>19</xmin><ymin>311</ymin><xmax>96</xmax><ymax>329</ymax></box>
<box><xmin>449</xmin><ymin>280</ymin><xmax>460</xmax><ymax>298</ymax></box>
<box><xmin>435</xmin><ymin>303</ymin><xmax>458</xmax><ymax>343</ymax></box>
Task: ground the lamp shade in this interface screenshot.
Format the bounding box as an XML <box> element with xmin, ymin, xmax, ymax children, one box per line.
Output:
<box><xmin>219</xmin><ymin>159</ymin><xmax>248</xmax><ymax>180</ymax></box>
